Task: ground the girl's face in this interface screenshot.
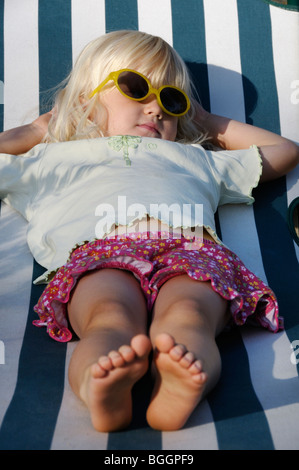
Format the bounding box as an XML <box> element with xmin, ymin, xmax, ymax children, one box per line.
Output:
<box><xmin>97</xmin><ymin>85</ymin><xmax>179</xmax><ymax>141</ymax></box>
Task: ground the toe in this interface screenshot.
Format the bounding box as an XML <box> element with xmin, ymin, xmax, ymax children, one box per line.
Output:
<box><xmin>192</xmin><ymin>371</ymin><xmax>208</xmax><ymax>384</ymax></box>
<box><xmin>154</xmin><ymin>333</ymin><xmax>176</xmax><ymax>353</ymax></box>
<box><xmin>90</xmin><ymin>362</ymin><xmax>109</xmax><ymax>378</ymax></box>
<box><xmin>108</xmin><ymin>350</ymin><xmax>127</xmax><ymax>368</ymax></box>
<box><xmin>189</xmin><ymin>359</ymin><xmax>203</xmax><ymax>375</ymax></box>
<box><xmin>118</xmin><ymin>345</ymin><xmax>135</xmax><ymax>363</ymax></box>
<box><xmin>169</xmin><ymin>344</ymin><xmax>187</xmax><ymax>362</ymax></box>
<box><xmin>131</xmin><ymin>334</ymin><xmax>152</xmax><ymax>358</ymax></box>
<box><xmin>98</xmin><ymin>355</ymin><xmax>114</xmax><ymax>371</ymax></box>
<box><xmin>179</xmin><ymin>351</ymin><xmax>196</xmax><ymax>368</ymax></box>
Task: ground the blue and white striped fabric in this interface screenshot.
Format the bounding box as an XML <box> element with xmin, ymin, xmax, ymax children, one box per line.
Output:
<box><xmin>0</xmin><ymin>0</ymin><xmax>298</xmax><ymax>450</ymax></box>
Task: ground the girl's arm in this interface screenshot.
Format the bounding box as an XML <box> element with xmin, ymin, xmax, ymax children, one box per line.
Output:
<box><xmin>195</xmin><ymin>104</ymin><xmax>299</xmax><ymax>182</ymax></box>
<box><xmin>0</xmin><ymin>111</ymin><xmax>52</xmax><ymax>155</ymax></box>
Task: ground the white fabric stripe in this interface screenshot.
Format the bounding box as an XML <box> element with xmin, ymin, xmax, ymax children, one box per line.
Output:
<box><xmin>51</xmin><ymin>342</ymin><xmax>109</xmax><ymax>449</ymax></box>
<box><xmin>3</xmin><ymin>0</ymin><xmax>39</xmax><ymax>129</ymax></box>
<box><xmin>0</xmin><ymin>204</ymin><xmax>34</xmax><ymax>425</ymax></box>
<box><xmin>203</xmin><ymin>0</ymin><xmax>245</xmax><ymax>122</ymax></box>
<box><xmin>71</xmin><ymin>0</ymin><xmax>106</xmax><ymax>65</ymax></box>
<box><xmin>203</xmin><ymin>0</ymin><xmax>268</xmax><ymax>283</ymax></box>
<box><xmin>137</xmin><ymin>0</ymin><xmax>173</xmax><ymax>45</ymax></box>
<box><xmin>241</xmin><ymin>329</ymin><xmax>299</xmax><ymax>450</ymax></box>
<box><xmin>270</xmin><ymin>7</ymin><xmax>299</xmax><ymax>260</ymax></box>
<box><xmin>53</xmin><ymin>10</ymin><xmax>108</xmax><ymax>445</ymax></box>
<box><xmin>162</xmin><ymin>400</ymin><xmax>219</xmax><ymax>450</ymax></box>
<box><xmin>218</xmin><ymin>205</ymin><xmax>268</xmax><ymax>284</ymax></box>
<box><xmin>198</xmin><ymin>3</ymin><xmax>269</xmax><ymax>448</ymax></box>
<box><xmin>270</xmin><ymin>7</ymin><xmax>299</xmax><ymax>144</ymax></box>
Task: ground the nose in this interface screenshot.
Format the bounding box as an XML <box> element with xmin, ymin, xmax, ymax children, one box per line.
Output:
<box><xmin>143</xmin><ymin>94</ymin><xmax>163</xmax><ymax>118</ymax></box>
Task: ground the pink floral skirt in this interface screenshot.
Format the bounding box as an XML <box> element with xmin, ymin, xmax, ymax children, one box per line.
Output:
<box><xmin>33</xmin><ymin>233</ymin><xmax>283</xmax><ymax>342</ymax></box>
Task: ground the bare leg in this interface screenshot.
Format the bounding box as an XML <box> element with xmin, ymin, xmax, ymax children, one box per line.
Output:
<box><xmin>67</xmin><ymin>269</ymin><xmax>151</xmax><ymax>432</ymax></box>
<box><xmin>147</xmin><ymin>275</ymin><xmax>229</xmax><ymax>431</ymax></box>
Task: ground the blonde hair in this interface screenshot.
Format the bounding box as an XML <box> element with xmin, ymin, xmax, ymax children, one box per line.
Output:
<box><xmin>44</xmin><ymin>30</ymin><xmax>207</xmax><ymax>145</ymax></box>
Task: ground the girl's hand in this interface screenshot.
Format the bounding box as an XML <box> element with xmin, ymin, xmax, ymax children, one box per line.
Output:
<box><xmin>193</xmin><ymin>104</ymin><xmax>299</xmax><ymax>182</ymax></box>
<box><xmin>193</xmin><ymin>100</ymin><xmax>210</xmax><ymax>127</ymax></box>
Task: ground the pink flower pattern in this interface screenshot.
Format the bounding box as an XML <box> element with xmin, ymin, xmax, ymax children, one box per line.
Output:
<box><xmin>33</xmin><ymin>233</ymin><xmax>282</xmax><ymax>342</ymax></box>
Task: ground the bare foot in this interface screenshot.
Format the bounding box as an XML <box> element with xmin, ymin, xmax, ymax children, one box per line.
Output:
<box><xmin>80</xmin><ymin>334</ymin><xmax>152</xmax><ymax>432</ymax></box>
<box><xmin>146</xmin><ymin>333</ymin><xmax>208</xmax><ymax>431</ymax></box>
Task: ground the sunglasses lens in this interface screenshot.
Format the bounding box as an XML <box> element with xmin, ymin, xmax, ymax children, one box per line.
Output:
<box><xmin>118</xmin><ymin>71</ymin><xmax>149</xmax><ymax>99</ymax></box>
<box><xmin>160</xmin><ymin>87</ymin><xmax>188</xmax><ymax>115</ymax></box>
<box><xmin>116</xmin><ymin>70</ymin><xmax>188</xmax><ymax>115</ymax></box>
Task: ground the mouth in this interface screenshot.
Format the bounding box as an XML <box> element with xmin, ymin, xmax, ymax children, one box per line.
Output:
<box><xmin>137</xmin><ymin>122</ymin><xmax>161</xmax><ymax>137</ymax></box>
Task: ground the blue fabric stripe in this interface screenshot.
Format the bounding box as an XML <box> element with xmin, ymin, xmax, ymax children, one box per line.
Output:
<box><xmin>201</xmin><ymin>1</ymin><xmax>278</xmax><ymax>448</ymax></box>
<box><xmin>208</xmin><ymin>328</ymin><xmax>275</xmax><ymax>450</ymax></box>
<box><xmin>171</xmin><ymin>0</ymin><xmax>210</xmax><ymax>111</ymax></box>
<box><xmin>0</xmin><ymin>262</ymin><xmax>67</xmax><ymax>450</ymax></box>
<box><xmin>38</xmin><ymin>0</ymin><xmax>72</xmax><ymax>113</ymax></box>
<box><xmin>253</xmin><ymin>180</ymin><xmax>299</xmax><ymax>375</ymax></box>
<box><xmin>238</xmin><ymin>0</ymin><xmax>299</xmax><ymax>374</ymax></box>
<box><xmin>237</xmin><ymin>0</ymin><xmax>280</xmax><ymax>133</ymax></box>
<box><xmin>172</xmin><ymin>1</ymin><xmax>274</xmax><ymax>449</ymax></box>
<box><xmin>105</xmin><ymin>0</ymin><xmax>138</xmax><ymax>33</ymax></box>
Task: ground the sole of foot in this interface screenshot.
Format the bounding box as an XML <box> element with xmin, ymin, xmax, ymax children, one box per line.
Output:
<box><xmin>146</xmin><ymin>333</ymin><xmax>208</xmax><ymax>431</ymax></box>
<box><xmin>81</xmin><ymin>334</ymin><xmax>152</xmax><ymax>432</ymax></box>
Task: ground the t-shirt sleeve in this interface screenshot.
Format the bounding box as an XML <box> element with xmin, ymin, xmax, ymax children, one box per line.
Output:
<box><xmin>0</xmin><ymin>145</ymin><xmax>42</xmax><ymax>217</ymax></box>
<box><xmin>205</xmin><ymin>145</ymin><xmax>263</xmax><ymax>205</ymax></box>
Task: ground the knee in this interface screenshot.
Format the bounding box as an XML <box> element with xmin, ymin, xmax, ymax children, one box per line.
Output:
<box><xmin>67</xmin><ymin>269</ymin><xmax>148</xmax><ymax>336</ymax></box>
<box><xmin>152</xmin><ymin>277</ymin><xmax>229</xmax><ymax>337</ymax></box>
<box><xmin>152</xmin><ymin>298</ymin><xmax>210</xmax><ymax>332</ymax></box>
<box><xmin>71</xmin><ymin>299</ymin><xmax>141</xmax><ymax>337</ymax></box>
<box><xmin>155</xmin><ymin>298</ymin><xmax>203</xmax><ymax>318</ymax></box>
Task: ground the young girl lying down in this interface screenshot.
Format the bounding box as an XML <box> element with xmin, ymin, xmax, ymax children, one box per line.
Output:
<box><xmin>0</xmin><ymin>30</ymin><xmax>298</xmax><ymax>432</ymax></box>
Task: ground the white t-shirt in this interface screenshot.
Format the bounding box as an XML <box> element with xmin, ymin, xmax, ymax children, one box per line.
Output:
<box><xmin>0</xmin><ymin>136</ymin><xmax>262</xmax><ymax>274</ymax></box>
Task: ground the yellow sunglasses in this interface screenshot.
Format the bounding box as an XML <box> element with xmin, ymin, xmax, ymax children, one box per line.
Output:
<box><xmin>89</xmin><ymin>69</ymin><xmax>190</xmax><ymax>117</ymax></box>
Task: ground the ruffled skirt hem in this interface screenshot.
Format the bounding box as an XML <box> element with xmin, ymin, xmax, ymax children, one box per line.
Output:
<box><xmin>33</xmin><ymin>234</ymin><xmax>282</xmax><ymax>342</ymax></box>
